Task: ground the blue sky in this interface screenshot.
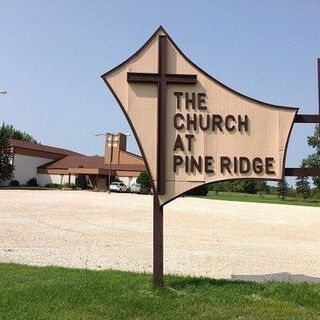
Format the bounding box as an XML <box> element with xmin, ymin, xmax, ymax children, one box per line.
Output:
<box><xmin>0</xmin><ymin>1</ymin><xmax>319</xmax><ymax>184</ymax></box>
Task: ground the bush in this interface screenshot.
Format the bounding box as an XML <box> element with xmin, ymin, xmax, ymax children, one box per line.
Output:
<box><xmin>45</xmin><ymin>183</ymin><xmax>63</xmax><ymax>189</ymax></box>
<box><xmin>287</xmin><ymin>187</ymin><xmax>297</xmax><ymax>198</ymax></box>
<box><xmin>234</xmin><ymin>180</ymin><xmax>257</xmax><ymax>194</ymax></box>
<box><xmin>64</xmin><ymin>183</ymin><xmax>77</xmax><ymax>190</ymax></box>
<box><xmin>27</xmin><ymin>177</ymin><xmax>38</xmax><ymax>187</ymax></box>
<box><xmin>208</xmin><ymin>180</ymin><xmax>262</xmax><ymax>194</ymax></box>
<box><xmin>75</xmin><ymin>175</ymin><xmax>88</xmax><ymax>189</ymax></box>
<box><xmin>277</xmin><ymin>179</ymin><xmax>289</xmax><ymax>200</ymax></box>
<box><xmin>137</xmin><ymin>172</ymin><xmax>151</xmax><ymax>190</ymax></box>
<box><xmin>9</xmin><ymin>180</ymin><xmax>19</xmax><ymax>187</ymax></box>
<box><xmin>256</xmin><ymin>180</ymin><xmax>270</xmax><ymax>196</ymax></box>
<box><xmin>311</xmin><ymin>189</ymin><xmax>320</xmax><ymax>199</ymax></box>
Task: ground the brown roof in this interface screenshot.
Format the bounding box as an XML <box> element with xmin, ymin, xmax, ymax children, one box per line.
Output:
<box><xmin>120</xmin><ymin>149</ymin><xmax>144</xmax><ymax>160</ymax></box>
<box><xmin>38</xmin><ymin>155</ymin><xmax>145</xmax><ymax>171</ymax></box>
<box><xmin>113</xmin><ymin>163</ymin><xmax>146</xmax><ymax>171</ymax></box>
<box><xmin>10</xmin><ymin>139</ymin><xmax>82</xmax><ymax>156</ymax></box>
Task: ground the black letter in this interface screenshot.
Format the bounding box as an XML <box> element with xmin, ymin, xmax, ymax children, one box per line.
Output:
<box><xmin>205</xmin><ymin>156</ymin><xmax>214</xmax><ymax>173</ymax></box>
<box><xmin>234</xmin><ymin>157</ymin><xmax>238</xmax><ymax>173</ymax></box>
<box><xmin>199</xmin><ymin>114</ymin><xmax>210</xmax><ymax>130</ymax></box>
<box><xmin>239</xmin><ymin>157</ymin><xmax>250</xmax><ymax>174</ymax></box>
<box><xmin>225</xmin><ymin>115</ymin><xmax>236</xmax><ymax>132</ymax></box>
<box><xmin>190</xmin><ymin>156</ymin><xmax>202</xmax><ymax>173</ymax></box>
<box><xmin>253</xmin><ymin>157</ymin><xmax>263</xmax><ymax>174</ymax></box>
<box><xmin>174</xmin><ymin>113</ymin><xmax>185</xmax><ymax>130</ymax></box>
<box><xmin>173</xmin><ymin>134</ymin><xmax>184</xmax><ymax>151</ymax></box>
<box><xmin>186</xmin><ymin>113</ymin><xmax>198</xmax><ymax>130</ymax></box>
<box><xmin>265</xmin><ymin>157</ymin><xmax>275</xmax><ymax>174</ymax></box>
<box><xmin>185</xmin><ymin>92</ymin><xmax>196</xmax><ymax>110</ymax></box>
<box><xmin>174</xmin><ymin>92</ymin><xmax>183</xmax><ymax>109</ymax></box>
<box><xmin>185</xmin><ymin>134</ymin><xmax>195</xmax><ymax>152</ymax></box>
<box><xmin>198</xmin><ymin>93</ymin><xmax>207</xmax><ymax>110</ymax></box>
<box><xmin>212</xmin><ymin>115</ymin><xmax>223</xmax><ymax>132</ymax></box>
<box><xmin>220</xmin><ymin>156</ymin><xmax>232</xmax><ymax>174</ymax></box>
<box><xmin>238</xmin><ymin>115</ymin><xmax>249</xmax><ymax>132</ymax></box>
<box><xmin>173</xmin><ymin>155</ymin><xmax>183</xmax><ymax>172</ymax></box>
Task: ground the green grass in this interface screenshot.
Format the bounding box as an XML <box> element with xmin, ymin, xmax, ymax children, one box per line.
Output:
<box><xmin>0</xmin><ymin>264</ymin><xmax>319</xmax><ymax>319</ymax></box>
<box><xmin>197</xmin><ymin>191</ymin><xmax>320</xmax><ymax>207</ymax></box>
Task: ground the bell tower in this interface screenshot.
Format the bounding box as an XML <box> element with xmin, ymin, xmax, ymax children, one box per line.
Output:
<box><xmin>104</xmin><ymin>133</ymin><xmax>127</xmax><ymax>164</ymax></box>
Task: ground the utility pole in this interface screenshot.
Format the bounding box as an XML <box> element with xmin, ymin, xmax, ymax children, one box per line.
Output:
<box><xmin>106</xmin><ymin>133</ymin><xmax>119</xmax><ymax>193</ymax></box>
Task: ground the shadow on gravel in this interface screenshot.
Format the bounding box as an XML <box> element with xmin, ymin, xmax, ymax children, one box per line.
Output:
<box><xmin>232</xmin><ymin>272</ymin><xmax>320</xmax><ymax>283</ymax></box>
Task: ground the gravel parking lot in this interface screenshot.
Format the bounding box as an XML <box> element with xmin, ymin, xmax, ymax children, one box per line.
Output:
<box><xmin>0</xmin><ymin>190</ymin><xmax>319</xmax><ymax>282</ymax></box>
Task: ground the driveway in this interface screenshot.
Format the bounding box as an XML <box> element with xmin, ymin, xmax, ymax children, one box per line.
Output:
<box><xmin>0</xmin><ymin>190</ymin><xmax>319</xmax><ymax>282</ymax></box>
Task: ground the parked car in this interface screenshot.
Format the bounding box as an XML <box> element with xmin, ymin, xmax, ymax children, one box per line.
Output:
<box><xmin>130</xmin><ymin>183</ymin><xmax>142</xmax><ymax>193</ymax></box>
<box><xmin>109</xmin><ymin>182</ymin><xmax>128</xmax><ymax>193</ymax></box>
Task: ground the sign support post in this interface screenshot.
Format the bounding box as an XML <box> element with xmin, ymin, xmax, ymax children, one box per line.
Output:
<box><xmin>318</xmin><ymin>58</ymin><xmax>320</xmax><ymax>115</ymax></box>
<box><xmin>153</xmin><ymin>195</ymin><xmax>163</xmax><ymax>287</ymax></box>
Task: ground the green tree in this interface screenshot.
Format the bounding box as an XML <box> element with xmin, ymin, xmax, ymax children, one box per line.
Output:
<box><xmin>75</xmin><ymin>175</ymin><xmax>88</xmax><ymax>189</ymax></box>
<box><xmin>296</xmin><ymin>160</ymin><xmax>311</xmax><ymax>199</ymax></box>
<box><xmin>136</xmin><ymin>171</ymin><xmax>151</xmax><ymax>190</ymax></box>
<box><xmin>305</xmin><ymin>124</ymin><xmax>320</xmax><ymax>190</ymax></box>
<box><xmin>0</xmin><ymin>123</ymin><xmax>14</xmax><ymax>182</ymax></box>
<box><xmin>2</xmin><ymin>123</ymin><xmax>37</xmax><ymax>143</ymax></box>
<box><xmin>277</xmin><ymin>179</ymin><xmax>288</xmax><ymax>200</ymax></box>
<box><xmin>209</xmin><ymin>182</ymin><xmax>223</xmax><ymax>195</ymax></box>
<box><xmin>256</xmin><ymin>180</ymin><xmax>269</xmax><ymax>197</ymax></box>
<box><xmin>234</xmin><ymin>180</ymin><xmax>257</xmax><ymax>194</ymax></box>
<box><xmin>243</xmin><ymin>180</ymin><xmax>258</xmax><ymax>194</ymax></box>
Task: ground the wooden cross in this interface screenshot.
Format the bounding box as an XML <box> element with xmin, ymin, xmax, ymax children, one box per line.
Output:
<box><xmin>127</xmin><ymin>35</ymin><xmax>197</xmax><ymax>194</ymax></box>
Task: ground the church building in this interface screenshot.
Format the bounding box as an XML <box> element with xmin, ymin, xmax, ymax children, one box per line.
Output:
<box><xmin>2</xmin><ymin>133</ymin><xmax>145</xmax><ymax>189</ymax></box>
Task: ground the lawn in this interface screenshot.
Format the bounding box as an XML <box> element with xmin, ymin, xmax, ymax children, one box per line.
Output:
<box><xmin>0</xmin><ymin>264</ymin><xmax>319</xmax><ymax>320</ymax></box>
<box><xmin>198</xmin><ymin>191</ymin><xmax>320</xmax><ymax>207</ymax></box>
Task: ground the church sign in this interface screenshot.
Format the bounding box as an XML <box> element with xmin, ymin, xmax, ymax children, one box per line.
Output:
<box><xmin>102</xmin><ymin>26</ymin><xmax>320</xmax><ymax>287</ymax></box>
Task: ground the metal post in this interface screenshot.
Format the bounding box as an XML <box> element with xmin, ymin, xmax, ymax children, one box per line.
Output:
<box><xmin>108</xmin><ymin>161</ymin><xmax>112</xmax><ymax>193</ymax></box>
<box><xmin>107</xmin><ymin>134</ymin><xmax>114</xmax><ymax>194</ymax></box>
<box><xmin>317</xmin><ymin>58</ymin><xmax>320</xmax><ymax>115</ymax></box>
<box><xmin>153</xmin><ymin>194</ymin><xmax>164</xmax><ymax>287</ymax></box>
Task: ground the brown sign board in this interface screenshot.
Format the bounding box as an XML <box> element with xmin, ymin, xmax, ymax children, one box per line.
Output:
<box><xmin>102</xmin><ymin>26</ymin><xmax>297</xmax><ymax>206</ymax></box>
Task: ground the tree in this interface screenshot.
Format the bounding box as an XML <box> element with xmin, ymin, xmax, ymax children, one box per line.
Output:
<box><xmin>209</xmin><ymin>182</ymin><xmax>222</xmax><ymax>195</ymax></box>
<box><xmin>0</xmin><ymin>123</ymin><xmax>14</xmax><ymax>182</ymax></box>
<box><xmin>75</xmin><ymin>175</ymin><xmax>88</xmax><ymax>189</ymax></box>
<box><xmin>242</xmin><ymin>180</ymin><xmax>258</xmax><ymax>194</ymax></box>
<box><xmin>296</xmin><ymin>160</ymin><xmax>311</xmax><ymax>199</ymax></box>
<box><xmin>296</xmin><ymin>176</ymin><xmax>311</xmax><ymax>199</ymax></box>
<box><xmin>233</xmin><ymin>180</ymin><xmax>258</xmax><ymax>194</ymax></box>
<box><xmin>305</xmin><ymin>124</ymin><xmax>320</xmax><ymax>190</ymax></box>
<box><xmin>137</xmin><ymin>171</ymin><xmax>151</xmax><ymax>190</ymax></box>
<box><xmin>277</xmin><ymin>179</ymin><xmax>288</xmax><ymax>200</ymax></box>
<box><xmin>256</xmin><ymin>180</ymin><xmax>269</xmax><ymax>197</ymax></box>
<box><xmin>2</xmin><ymin>123</ymin><xmax>37</xmax><ymax>143</ymax></box>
